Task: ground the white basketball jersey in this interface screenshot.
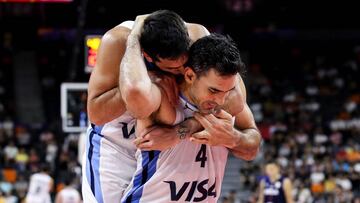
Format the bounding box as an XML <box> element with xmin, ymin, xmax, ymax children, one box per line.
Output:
<box><xmin>121</xmin><ymin>94</ymin><xmax>229</xmax><ymax>203</ymax></box>
<box><xmin>83</xmin><ymin>111</ymin><xmax>137</xmax><ymax>203</ymax></box>
<box><xmin>26</xmin><ymin>173</ymin><xmax>52</xmax><ymax>203</ymax></box>
<box><xmin>57</xmin><ymin>187</ymin><xmax>81</xmax><ymax>203</ymax></box>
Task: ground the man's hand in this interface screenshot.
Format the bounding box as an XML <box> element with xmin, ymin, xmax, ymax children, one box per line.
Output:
<box><xmin>190</xmin><ymin>109</ymin><xmax>237</xmax><ymax>148</ymax></box>
<box><xmin>149</xmin><ymin>72</ymin><xmax>179</xmax><ymax>107</ymax></box>
<box><xmin>134</xmin><ymin>125</ymin><xmax>180</xmax><ymax>151</ymax></box>
<box><xmin>134</xmin><ymin>118</ymin><xmax>202</xmax><ymax>151</ymax></box>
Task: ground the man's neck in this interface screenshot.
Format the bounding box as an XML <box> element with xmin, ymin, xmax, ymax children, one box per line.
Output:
<box><xmin>270</xmin><ymin>174</ymin><xmax>280</xmax><ymax>182</ymax></box>
<box><xmin>179</xmin><ymin>82</ymin><xmax>196</xmax><ymax>106</ymax></box>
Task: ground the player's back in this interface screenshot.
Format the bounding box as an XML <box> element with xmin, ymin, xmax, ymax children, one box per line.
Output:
<box><xmin>26</xmin><ymin>173</ymin><xmax>52</xmax><ymax>203</ymax></box>
<box><xmin>57</xmin><ymin>187</ymin><xmax>81</xmax><ymax>203</ymax></box>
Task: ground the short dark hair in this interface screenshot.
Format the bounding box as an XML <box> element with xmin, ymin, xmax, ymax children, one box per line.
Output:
<box><xmin>186</xmin><ymin>33</ymin><xmax>245</xmax><ymax>77</ymax></box>
<box><xmin>140</xmin><ymin>10</ymin><xmax>190</xmax><ymax>61</ymax></box>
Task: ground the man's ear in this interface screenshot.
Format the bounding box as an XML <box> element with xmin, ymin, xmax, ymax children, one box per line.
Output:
<box><xmin>143</xmin><ymin>52</ymin><xmax>153</xmax><ymax>63</ymax></box>
<box><xmin>184</xmin><ymin>67</ymin><xmax>196</xmax><ymax>83</ymax></box>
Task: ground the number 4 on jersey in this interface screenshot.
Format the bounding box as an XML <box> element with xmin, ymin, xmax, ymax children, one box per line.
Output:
<box><xmin>196</xmin><ymin>144</ymin><xmax>207</xmax><ymax>167</ymax></box>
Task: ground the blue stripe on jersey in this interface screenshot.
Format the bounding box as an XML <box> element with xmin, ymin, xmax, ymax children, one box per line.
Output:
<box><xmin>91</xmin><ymin>123</ymin><xmax>104</xmax><ymax>134</ymax></box>
<box><xmin>179</xmin><ymin>92</ymin><xmax>198</xmax><ymax>111</ymax></box>
<box><xmin>122</xmin><ymin>150</ymin><xmax>160</xmax><ymax>203</ymax></box>
<box><xmin>87</xmin><ymin>129</ymin><xmax>104</xmax><ymax>203</ymax></box>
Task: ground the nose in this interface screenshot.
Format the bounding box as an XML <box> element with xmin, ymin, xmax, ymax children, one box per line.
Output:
<box><xmin>214</xmin><ymin>92</ymin><xmax>229</xmax><ymax>106</ymax></box>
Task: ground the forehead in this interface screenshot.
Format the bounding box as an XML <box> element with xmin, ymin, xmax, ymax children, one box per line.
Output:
<box><xmin>197</xmin><ymin>69</ymin><xmax>238</xmax><ymax>90</ymax></box>
<box><xmin>266</xmin><ymin>164</ymin><xmax>278</xmax><ymax>170</ymax></box>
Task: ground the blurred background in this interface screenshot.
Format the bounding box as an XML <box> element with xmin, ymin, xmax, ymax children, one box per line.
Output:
<box><xmin>0</xmin><ymin>0</ymin><xmax>359</xmax><ymax>202</ymax></box>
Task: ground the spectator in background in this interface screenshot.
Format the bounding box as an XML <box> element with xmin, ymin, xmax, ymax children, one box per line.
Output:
<box><xmin>4</xmin><ymin>140</ymin><xmax>18</xmax><ymax>163</ymax></box>
<box><xmin>25</xmin><ymin>164</ymin><xmax>53</xmax><ymax>203</ymax></box>
<box><xmin>257</xmin><ymin>163</ymin><xmax>294</xmax><ymax>203</ymax></box>
<box><xmin>296</xmin><ymin>182</ymin><xmax>312</xmax><ymax>203</ymax></box>
<box><xmin>55</xmin><ymin>173</ymin><xmax>82</xmax><ymax>203</ymax></box>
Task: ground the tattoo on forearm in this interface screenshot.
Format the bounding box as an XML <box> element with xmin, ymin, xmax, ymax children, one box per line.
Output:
<box><xmin>177</xmin><ymin>122</ymin><xmax>190</xmax><ymax>140</ymax></box>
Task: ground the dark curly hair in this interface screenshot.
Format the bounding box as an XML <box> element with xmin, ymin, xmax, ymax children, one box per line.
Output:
<box><xmin>140</xmin><ymin>10</ymin><xmax>190</xmax><ymax>61</ymax></box>
<box><xmin>186</xmin><ymin>33</ymin><xmax>245</xmax><ymax>77</ymax></box>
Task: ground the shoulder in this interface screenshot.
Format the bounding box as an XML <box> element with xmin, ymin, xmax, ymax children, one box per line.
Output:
<box><xmin>185</xmin><ymin>23</ymin><xmax>210</xmax><ymax>43</ymax></box>
<box><xmin>118</xmin><ymin>20</ymin><xmax>134</xmax><ymax>30</ymax></box>
<box><xmin>101</xmin><ymin>22</ymin><xmax>132</xmax><ymax>45</ymax></box>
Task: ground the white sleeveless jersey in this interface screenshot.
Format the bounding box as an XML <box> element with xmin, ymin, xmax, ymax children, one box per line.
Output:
<box><xmin>57</xmin><ymin>187</ymin><xmax>81</xmax><ymax>203</ymax></box>
<box><xmin>82</xmin><ymin>111</ymin><xmax>137</xmax><ymax>203</ymax></box>
<box><xmin>25</xmin><ymin>173</ymin><xmax>52</xmax><ymax>203</ymax></box>
<box><xmin>121</xmin><ymin>94</ymin><xmax>229</xmax><ymax>203</ymax></box>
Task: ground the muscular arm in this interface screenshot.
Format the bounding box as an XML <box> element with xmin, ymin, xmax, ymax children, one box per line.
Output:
<box><xmin>119</xmin><ymin>34</ymin><xmax>162</xmax><ymax>119</ymax></box>
<box><xmin>119</xmin><ymin>15</ymin><xmax>162</xmax><ymax>119</ymax></box>
<box><xmin>227</xmin><ymin>77</ymin><xmax>262</xmax><ymax>160</ymax></box>
<box><xmin>87</xmin><ymin>26</ymin><xmax>129</xmax><ymax>125</ymax></box>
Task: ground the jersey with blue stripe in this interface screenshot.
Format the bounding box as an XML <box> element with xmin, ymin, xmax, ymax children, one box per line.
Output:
<box><xmin>82</xmin><ymin>111</ymin><xmax>137</xmax><ymax>203</ymax></box>
<box><xmin>82</xmin><ymin>20</ymin><xmax>157</xmax><ymax>203</ymax></box>
<box><xmin>263</xmin><ymin>176</ymin><xmax>287</xmax><ymax>203</ymax></box>
<box><xmin>121</xmin><ymin>94</ymin><xmax>229</xmax><ymax>203</ymax></box>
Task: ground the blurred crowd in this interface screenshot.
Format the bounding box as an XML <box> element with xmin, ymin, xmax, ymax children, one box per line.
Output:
<box><xmin>1</xmin><ymin>19</ymin><xmax>360</xmax><ymax>203</ymax></box>
<box><xmin>221</xmin><ymin>44</ymin><xmax>360</xmax><ymax>202</ymax></box>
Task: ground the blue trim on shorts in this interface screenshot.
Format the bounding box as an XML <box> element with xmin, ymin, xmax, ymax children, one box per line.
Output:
<box><xmin>87</xmin><ymin>127</ymin><xmax>104</xmax><ymax>203</ymax></box>
<box><xmin>122</xmin><ymin>150</ymin><xmax>160</xmax><ymax>203</ymax></box>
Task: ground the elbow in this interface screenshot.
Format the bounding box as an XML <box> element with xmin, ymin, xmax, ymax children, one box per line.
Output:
<box><xmin>244</xmin><ymin>150</ymin><xmax>259</xmax><ymax>161</ymax></box>
<box><xmin>121</xmin><ymin>85</ymin><xmax>156</xmax><ymax>119</ymax></box>
<box><xmin>87</xmin><ymin>105</ymin><xmax>105</xmax><ymax>126</ymax></box>
<box><xmin>126</xmin><ymin>105</ymin><xmax>153</xmax><ymax>119</ymax></box>
<box><xmin>232</xmin><ymin>136</ymin><xmax>262</xmax><ymax>161</ymax></box>
<box><xmin>122</xmin><ymin>91</ymin><xmax>154</xmax><ymax>119</ymax></box>
<box><xmin>233</xmin><ymin>148</ymin><xmax>259</xmax><ymax>161</ymax></box>
<box><xmin>121</xmin><ymin>84</ymin><xmax>147</xmax><ymax>105</ymax></box>
<box><xmin>88</xmin><ymin>115</ymin><xmax>105</xmax><ymax>126</ymax></box>
<box><xmin>243</xmin><ymin>137</ymin><xmax>262</xmax><ymax>161</ymax></box>
<box><xmin>87</xmin><ymin>98</ymin><xmax>111</xmax><ymax>125</ymax></box>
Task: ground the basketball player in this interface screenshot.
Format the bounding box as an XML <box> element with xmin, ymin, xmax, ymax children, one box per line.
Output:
<box><xmin>121</xmin><ymin>33</ymin><xmax>260</xmax><ymax>202</ymax></box>
<box><xmin>55</xmin><ymin>175</ymin><xmax>82</xmax><ymax>203</ymax></box>
<box><xmin>121</xmin><ymin>13</ymin><xmax>261</xmax><ymax>160</ymax></box>
<box><xmin>83</xmin><ymin>10</ymin><xmax>210</xmax><ymax>203</ymax></box>
<box><xmin>258</xmin><ymin>163</ymin><xmax>294</xmax><ymax>203</ymax></box>
<box><xmin>25</xmin><ymin>164</ymin><xmax>53</xmax><ymax>203</ymax></box>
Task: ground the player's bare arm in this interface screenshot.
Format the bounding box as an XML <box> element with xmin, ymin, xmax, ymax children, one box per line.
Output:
<box><xmin>133</xmin><ymin>86</ymin><xmax>177</xmax><ymax>150</ymax></box>
<box><xmin>87</xmin><ymin>26</ymin><xmax>130</xmax><ymax>125</ymax></box>
<box><xmin>119</xmin><ymin>15</ymin><xmax>163</xmax><ymax>119</ymax></box>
